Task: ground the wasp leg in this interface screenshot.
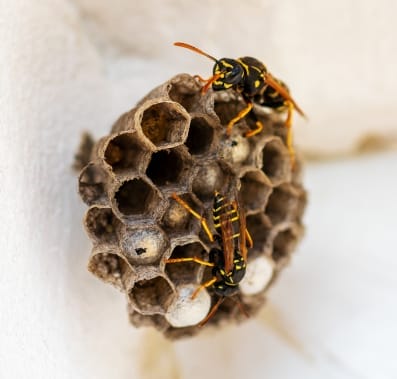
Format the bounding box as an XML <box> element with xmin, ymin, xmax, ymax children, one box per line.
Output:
<box><xmin>199</xmin><ymin>297</ymin><xmax>225</xmax><ymax>327</ymax></box>
<box><xmin>226</xmin><ymin>101</ymin><xmax>253</xmax><ymax>136</ymax></box>
<box><xmin>285</xmin><ymin>100</ymin><xmax>296</xmax><ymax>168</ymax></box>
<box><xmin>231</xmin><ymin>296</ymin><xmax>250</xmax><ymax>318</ymax></box>
<box><xmin>244</xmin><ymin>120</ymin><xmax>263</xmax><ymax>138</ymax></box>
<box><xmin>191</xmin><ymin>276</ymin><xmax>217</xmax><ymax>299</ymax></box>
<box><xmin>245</xmin><ymin>228</ymin><xmax>253</xmax><ymax>248</ymax></box>
<box><xmin>171</xmin><ymin>193</ymin><xmax>214</xmax><ymax>242</ymax></box>
<box><xmin>165</xmin><ymin>256</ymin><xmax>215</xmax><ymax>267</ymax></box>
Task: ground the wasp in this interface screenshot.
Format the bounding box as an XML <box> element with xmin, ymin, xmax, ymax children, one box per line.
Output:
<box><xmin>165</xmin><ymin>192</ymin><xmax>253</xmax><ymax>326</ymax></box>
<box><xmin>174</xmin><ymin>42</ymin><xmax>306</xmax><ymax>166</ymax></box>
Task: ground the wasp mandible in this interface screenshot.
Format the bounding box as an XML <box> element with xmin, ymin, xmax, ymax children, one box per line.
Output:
<box><xmin>174</xmin><ymin>42</ymin><xmax>306</xmax><ymax>167</ymax></box>
<box><xmin>165</xmin><ymin>192</ymin><xmax>253</xmax><ymax>326</ymax></box>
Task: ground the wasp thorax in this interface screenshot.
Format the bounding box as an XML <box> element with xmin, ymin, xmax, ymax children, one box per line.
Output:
<box><xmin>76</xmin><ymin>73</ymin><xmax>306</xmax><ymax>339</ymax></box>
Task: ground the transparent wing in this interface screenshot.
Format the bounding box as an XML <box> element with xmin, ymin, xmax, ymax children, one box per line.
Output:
<box><xmin>264</xmin><ymin>72</ymin><xmax>306</xmax><ymax>117</ymax></box>
<box><xmin>220</xmin><ymin>208</ymin><xmax>235</xmax><ymax>274</ymax></box>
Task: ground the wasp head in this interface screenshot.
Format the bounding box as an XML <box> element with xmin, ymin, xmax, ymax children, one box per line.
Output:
<box><xmin>212</xmin><ymin>59</ymin><xmax>244</xmax><ymax>90</ymax></box>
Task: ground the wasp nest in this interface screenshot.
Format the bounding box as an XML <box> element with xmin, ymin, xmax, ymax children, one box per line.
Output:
<box><xmin>76</xmin><ymin>74</ymin><xmax>306</xmax><ymax>339</ymax></box>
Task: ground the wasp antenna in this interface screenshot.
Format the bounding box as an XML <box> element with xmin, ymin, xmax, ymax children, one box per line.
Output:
<box><xmin>174</xmin><ymin>42</ymin><xmax>218</xmax><ymax>63</ymax></box>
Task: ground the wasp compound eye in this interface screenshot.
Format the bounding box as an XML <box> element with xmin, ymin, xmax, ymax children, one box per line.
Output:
<box><xmin>75</xmin><ymin>73</ymin><xmax>306</xmax><ymax>339</ymax></box>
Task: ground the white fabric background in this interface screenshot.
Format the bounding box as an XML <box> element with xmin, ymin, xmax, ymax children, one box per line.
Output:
<box><xmin>1</xmin><ymin>1</ymin><xmax>396</xmax><ymax>378</ymax></box>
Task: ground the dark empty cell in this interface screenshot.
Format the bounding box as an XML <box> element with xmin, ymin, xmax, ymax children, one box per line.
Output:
<box><xmin>165</xmin><ymin>242</ymin><xmax>206</xmax><ymax>283</ymax></box>
<box><xmin>261</xmin><ymin>140</ymin><xmax>289</xmax><ymax>183</ymax></box>
<box><xmin>246</xmin><ymin>214</ymin><xmax>272</xmax><ymax>255</ymax></box>
<box><xmin>266</xmin><ymin>184</ymin><xmax>307</xmax><ymax>224</ymax></box>
<box><xmin>214</xmin><ymin>101</ymin><xmax>245</xmax><ymax>126</ymax></box>
<box><xmin>240</xmin><ymin>171</ymin><xmax>272</xmax><ymax>212</ymax></box>
<box><xmin>146</xmin><ymin>150</ymin><xmax>183</xmax><ymax>186</ymax></box>
<box><xmin>78</xmin><ymin>164</ymin><xmax>107</xmax><ymax>205</ymax></box>
<box><xmin>115</xmin><ymin>179</ymin><xmax>154</xmax><ymax>215</ymax></box>
<box><xmin>266</xmin><ymin>186</ymin><xmax>292</xmax><ymax>224</ymax></box>
<box><xmin>130</xmin><ymin>277</ymin><xmax>174</xmax><ymax>313</ymax></box>
<box><xmin>141</xmin><ymin>102</ymin><xmax>187</xmax><ymax>146</ymax></box>
<box><xmin>85</xmin><ymin>207</ymin><xmax>120</xmax><ymax>243</ymax></box>
<box><xmin>168</xmin><ymin>84</ymin><xmax>199</xmax><ymax>112</ymax></box>
<box><xmin>272</xmin><ymin>228</ymin><xmax>297</xmax><ymax>262</ymax></box>
<box><xmin>104</xmin><ymin>133</ymin><xmax>145</xmax><ymax>172</ymax></box>
<box><xmin>185</xmin><ymin>117</ymin><xmax>214</xmax><ymax>155</ymax></box>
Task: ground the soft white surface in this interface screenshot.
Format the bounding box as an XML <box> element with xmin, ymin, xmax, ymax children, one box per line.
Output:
<box><xmin>73</xmin><ymin>0</ymin><xmax>397</xmax><ymax>156</ymax></box>
<box><xmin>1</xmin><ymin>1</ymin><xmax>397</xmax><ymax>378</ymax></box>
<box><xmin>240</xmin><ymin>255</ymin><xmax>274</xmax><ymax>295</ymax></box>
<box><xmin>165</xmin><ymin>284</ymin><xmax>211</xmax><ymax>328</ymax></box>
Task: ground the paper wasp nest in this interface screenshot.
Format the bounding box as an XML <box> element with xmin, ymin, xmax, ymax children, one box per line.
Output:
<box><xmin>77</xmin><ymin>74</ymin><xmax>306</xmax><ymax>339</ymax></box>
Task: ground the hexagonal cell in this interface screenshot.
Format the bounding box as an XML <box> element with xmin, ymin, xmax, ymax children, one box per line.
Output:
<box><xmin>119</xmin><ymin>225</ymin><xmax>170</xmax><ymax>265</ymax></box>
<box><xmin>138</xmin><ymin>100</ymin><xmax>190</xmax><ymax>149</ymax></box>
<box><xmin>192</xmin><ymin>161</ymin><xmax>231</xmax><ymax>202</ymax></box>
<box><xmin>84</xmin><ymin>206</ymin><xmax>121</xmax><ymax>244</ymax></box>
<box><xmin>165</xmin><ymin>241</ymin><xmax>207</xmax><ymax>284</ymax></box>
<box><xmin>146</xmin><ymin>148</ymin><xmax>188</xmax><ymax>188</ymax></box>
<box><xmin>244</xmin><ymin>111</ymin><xmax>276</xmax><ymax>137</ymax></box>
<box><xmin>78</xmin><ymin>163</ymin><xmax>108</xmax><ymax>205</ymax></box>
<box><xmin>113</xmin><ymin>177</ymin><xmax>162</xmax><ymax>218</ymax></box>
<box><xmin>161</xmin><ymin>193</ymin><xmax>202</xmax><ymax>235</ymax></box>
<box><xmin>240</xmin><ymin>256</ymin><xmax>275</xmax><ymax>296</ymax></box>
<box><xmin>185</xmin><ymin>116</ymin><xmax>215</xmax><ymax>155</ymax></box>
<box><xmin>261</xmin><ymin>138</ymin><xmax>291</xmax><ymax>186</ymax></box>
<box><xmin>213</xmin><ymin>98</ymin><xmax>245</xmax><ymax>126</ymax></box>
<box><xmin>265</xmin><ymin>184</ymin><xmax>307</xmax><ymax>225</ymax></box>
<box><xmin>88</xmin><ymin>247</ymin><xmax>134</xmax><ymax>291</ymax></box>
<box><xmin>103</xmin><ymin>132</ymin><xmax>149</xmax><ymax>174</ymax></box>
<box><xmin>246</xmin><ymin>213</ymin><xmax>273</xmax><ymax>256</ymax></box>
<box><xmin>165</xmin><ymin>283</ymin><xmax>211</xmax><ymax>328</ymax></box>
<box><xmin>272</xmin><ymin>225</ymin><xmax>300</xmax><ymax>263</ymax></box>
<box><xmin>129</xmin><ymin>276</ymin><xmax>174</xmax><ymax>314</ymax></box>
<box><xmin>168</xmin><ymin>75</ymin><xmax>202</xmax><ymax>112</ymax></box>
<box><xmin>239</xmin><ymin>169</ymin><xmax>272</xmax><ymax>214</ymax></box>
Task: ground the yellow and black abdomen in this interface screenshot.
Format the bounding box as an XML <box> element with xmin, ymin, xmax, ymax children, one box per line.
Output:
<box><xmin>260</xmin><ymin>78</ymin><xmax>290</xmax><ymax>112</ymax></box>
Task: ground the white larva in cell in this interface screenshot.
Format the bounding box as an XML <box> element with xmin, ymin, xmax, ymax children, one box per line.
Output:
<box><xmin>165</xmin><ymin>284</ymin><xmax>211</xmax><ymax>328</ymax></box>
<box><xmin>240</xmin><ymin>256</ymin><xmax>274</xmax><ymax>295</ymax></box>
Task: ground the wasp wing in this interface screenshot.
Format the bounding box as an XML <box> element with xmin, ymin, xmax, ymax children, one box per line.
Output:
<box><xmin>220</xmin><ymin>206</ymin><xmax>235</xmax><ymax>274</ymax></box>
<box><xmin>264</xmin><ymin>73</ymin><xmax>306</xmax><ymax>118</ymax></box>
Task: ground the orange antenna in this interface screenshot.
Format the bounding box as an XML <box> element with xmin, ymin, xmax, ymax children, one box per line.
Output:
<box><xmin>174</xmin><ymin>42</ymin><xmax>218</xmax><ymax>63</ymax></box>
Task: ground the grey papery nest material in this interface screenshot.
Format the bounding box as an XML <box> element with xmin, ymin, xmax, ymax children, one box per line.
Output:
<box><xmin>76</xmin><ymin>74</ymin><xmax>307</xmax><ymax>339</ymax></box>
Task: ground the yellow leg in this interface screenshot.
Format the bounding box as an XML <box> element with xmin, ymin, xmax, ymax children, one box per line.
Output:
<box><xmin>191</xmin><ymin>277</ymin><xmax>217</xmax><ymax>299</ymax></box>
<box><xmin>171</xmin><ymin>193</ymin><xmax>214</xmax><ymax>242</ymax></box>
<box><xmin>199</xmin><ymin>297</ymin><xmax>225</xmax><ymax>327</ymax></box>
<box><xmin>285</xmin><ymin>101</ymin><xmax>296</xmax><ymax>168</ymax></box>
<box><xmin>245</xmin><ymin>228</ymin><xmax>253</xmax><ymax>248</ymax></box>
<box><xmin>165</xmin><ymin>256</ymin><xmax>214</xmax><ymax>268</ymax></box>
<box><xmin>244</xmin><ymin>120</ymin><xmax>263</xmax><ymax>138</ymax></box>
<box><xmin>226</xmin><ymin>101</ymin><xmax>253</xmax><ymax>135</ymax></box>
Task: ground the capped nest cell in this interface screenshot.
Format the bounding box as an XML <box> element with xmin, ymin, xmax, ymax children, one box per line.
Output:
<box><xmin>76</xmin><ymin>73</ymin><xmax>307</xmax><ymax>339</ymax></box>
